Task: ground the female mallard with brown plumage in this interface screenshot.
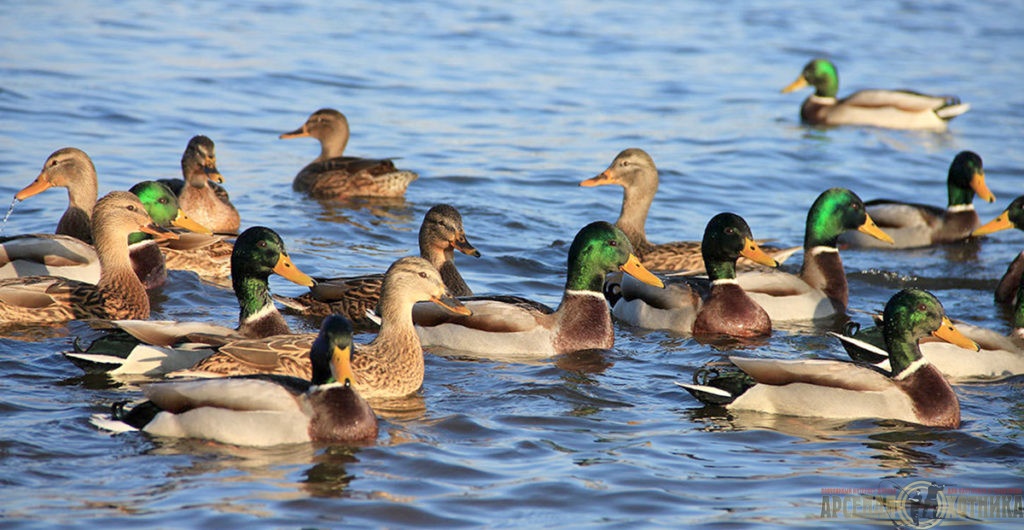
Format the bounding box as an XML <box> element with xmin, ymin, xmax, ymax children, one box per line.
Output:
<box><xmin>581</xmin><ymin>148</ymin><xmax>799</xmax><ymax>272</ymax></box>
<box><xmin>781</xmin><ymin>58</ymin><xmax>969</xmax><ymax>131</ymax></box>
<box><xmin>175</xmin><ymin>257</ymin><xmax>470</xmax><ymax>401</ymax></box>
<box><xmin>274</xmin><ymin>204</ymin><xmax>479</xmax><ymax>327</ymax></box>
<box><xmin>158</xmin><ymin>135</ymin><xmax>240</xmax><ymax>234</ymax></box>
<box><xmin>611</xmin><ymin>213</ymin><xmax>778</xmax><ymax>338</ymax></box>
<box><xmin>412</xmin><ymin>221</ymin><xmax>664</xmax><ymax>358</ymax></box>
<box><xmin>0</xmin><ymin>192</ymin><xmax>176</xmax><ymax>323</ymax></box>
<box><xmin>735</xmin><ymin>188</ymin><xmax>894</xmax><ymax>322</ymax></box>
<box><xmin>14</xmin><ymin>147</ymin><xmax>98</xmax><ymax>244</ymax></box>
<box><xmin>839</xmin><ymin>151</ymin><xmax>995</xmax><ymax>249</ymax></box>
<box><xmin>92</xmin><ymin>314</ymin><xmax>378</xmax><ymax>447</ymax></box>
<box><xmin>280</xmin><ymin>108</ymin><xmax>418</xmax><ymax>200</ymax></box>
<box><xmin>680</xmin><ymin>289</ymin><xmax>977</xmax><ymax>428</ymax></box>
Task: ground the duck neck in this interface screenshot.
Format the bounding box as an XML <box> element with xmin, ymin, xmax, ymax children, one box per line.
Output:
<box><xmin>616</xmin><ymin>185</ymin><xmax>654</xmax><ymax>249</ymax></box>
<box><xmin>884</xmin><ymin>327</ymin><xmax>924</xmax><ymax>378</ymax></box>
<box><xmin>56</xmin><ymin>177</ymin><xmax>97</xmax><ymax>243</ymax></box>
<box><xmin>374</xmin><ymin>293</ymin><xmax>419</xmax><ymax>351</ymax></box>
<box><xmin>704</xmin><ymin>258</ymin><xmax>737</xmax><ymax>282</ymax></box>
<box><xmin>564</xmin><ymin>257</ymin><xmax>608</xmax><ymax>294</ymax></box>
<box><xmin>233</xmin><ymin>274</ymin><xmax>290</xmax><ymax>337</ymax></box>
<box><xmin>800</xmin><ymin>246</ymin><xmax>847</xmax><ymax>310</ymax></box>
<box><xmin>947</xmin><ymin>181</ymin><xmax>975</xmax><ymax>208</ymax></box>
<box><xmin>1014</xmin><ymin>281</ymin><xmax>1024</xmax><ymax>331</ymax></box>
<box><xmin>318</xmin><ymin>127</ymin><xmax>350</xmax><ymax>162</ymax></box>
<box><xmin>95</xmin><ymin>229</ymin><xmax>149</xmax><ymax>316</ymax></box>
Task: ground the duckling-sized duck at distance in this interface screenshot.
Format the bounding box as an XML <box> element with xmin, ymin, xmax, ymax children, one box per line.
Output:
<box><xmin>679</xmin><ymin>289</ymin><xmax>978</xmax><ymax>428</ymax></box>
<box><xmin>840</xmin><ymin>151</ymin><xmax>995</xmax><ymax>249</ymax></box>
<box><xmin>782</xmin><ymin>58</ymin><xmax>969</xmax><ymax>131</ymax></box>
<box><xmin>612</xmin><ymin>213</ymin><xmax>778</xmax><ymax>338</ymax></box>
<box><xmin>412</xmin><ymin>221</ymin><xmax>664</xmax><ymax>358</ymax></box>
<box><xmin>178</xmin><ymin>257</ymin><xmax>470</xmax><ymax>401</ymax></box>
<box><xmin>158</xmin><ymin>135</ymin><xmax>240</xmax><ymax>234</ymax></box>
<box><xmin>65</xmin><ymin>226</ymin><xmax>315</xmax><ymax>377</ymax></box>
<box><xmin>274</xmin><ymin>204</ymin><xmax>479</xmax><ymax>327</ymax></box>
<box><xmin>280</xmin><ymin>108</ymin><xmax>418</xmax><ymax>200</ymax></box>
<box><xmin>581</xmin><ymin>148</ymin><xmax>800</xmax><ymax>272</ymax></box>
<box><xmin>0</xmin><ymin>192</ymin><xmax>176</xmax><ymax>323</ymax></box>
<box><xmin>735</xmin><ymin>188</ymin><xmax>894</xmax><ymax>322</ymax></box>
<box><xmin>14</xmin><ymin>147</ymin><xmax>99</xmax><ymax>244</ymax></box>
<box><xmin>92</xmin><ymin>315</ymin><xmax>378</xmax><ymax>447</ymax></box>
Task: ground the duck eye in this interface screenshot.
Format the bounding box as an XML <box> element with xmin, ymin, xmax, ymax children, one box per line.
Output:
<box><xmin>917</xmin><ymin>304</ymin><xmax>927</xmax><ymax>312</ymax></box>
<box><xmin>159</xmin><ymin>197</ymin><xmax>168</xmax><ymax>204</ymax></box>
<box><xmin>608</xmin><ymin>240</ymin><xmax>618</xmax><ymax>247</ymax></box>
<box><xmin>257</xmin><ymin>241</ymin><xmax>267</xmax><ymax>248</ymax></box>
<box><xmin>725</xmin><ymin>227</ymin><xmax>736</xmax><ymax>235</ymax></box>
<box><xmin>126</xmin><ymin>204</ymin><xmax>136</xmax><ymax>212</ymax></box>
<box><xmin>419</xmin><ymin>271</ymin><xmax>428</xmax><ymax>279</ymax></box>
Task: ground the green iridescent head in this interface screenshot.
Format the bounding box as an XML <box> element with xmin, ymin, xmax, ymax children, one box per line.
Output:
<box><xmin>127</xmin><ymin>181</ymin><xmax>210</xmax><ymax>243</ymax></box>
<box><xmin>309</xmin><ymin>314</ymin><xmax>356</xmax><ymax>386</ymax></box>
<box><xmin>565</xmin><ymin>221</ymin><xmax>663</xmax><ymax>292</ymax></box>
<box><xmin>946</xmin><ymin>151</ymin><xmax>994</xmax><ymax>207</ymax></box>
<box><xmin>882</xmin><ymin>288</ymin><xmax>977</xmax><ymax>375</ymax></box>
<box><xmin>804</xmin><ymin>188</ymin><xmax>893</xmax><ymax>248</ymax></box>
<box><xmin>782</xmin><ymin>58</ymin><xmax>839</xmax><ymax>98</ymax></box>
<box><xmin>701</xmin><ymin>213</ymin><xmax>778</xmax><ymax>280</ymax></box>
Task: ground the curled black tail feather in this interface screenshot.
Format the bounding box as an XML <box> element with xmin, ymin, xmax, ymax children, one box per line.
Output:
<box><xmin>112</xmin><ymin>400</ymin><xmax>162</xmax><ymax>430</ymax></box>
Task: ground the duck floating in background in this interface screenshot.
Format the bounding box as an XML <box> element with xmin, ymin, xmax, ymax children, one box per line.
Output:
<box><xmin>581</xmin><ymin>148</ymin><xmax>799</xmax><ymax>272</ymax></box>
<box><xmin>679</xmin><ymin>288</ymin><xmax>977</xmax><ymax>428</ymax></box>
<box><xmin>158</xmin><ymin>135</ymin><xmax>240</xmax><ymax>234</ymax></box>
<box><xmin>280</xmin><ymin>108</ymin><xmax>418</xmax><ymax>200</ymax></box>
<box><xmin>840</xmin><ymin>151</ymin><xmax>994</xmax><ymax>249</ymax></box>
<box><xmin>14</xmin><ymin>147</ymin><xmax>98</xmax><ymax>244</ymax></box>
<box><xmin>782</xmin><ymin>58</ymin><xmax>970</xmax><ymax>131</ymax></box>
<box><xmin>92</xmin><ymin>315</ymin><xmax>379</xmax><ymax>447</ymax></box>
<box><xmin>611</xmin><ymin>212</ymin><xmax>778</xmax><ymax>338</ymax></box>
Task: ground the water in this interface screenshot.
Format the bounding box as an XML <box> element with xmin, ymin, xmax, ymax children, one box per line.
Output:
<box><xmin>2</xmin><ymin>0</ymin><xmax>1023</xmax><ymax>527</ymax></box>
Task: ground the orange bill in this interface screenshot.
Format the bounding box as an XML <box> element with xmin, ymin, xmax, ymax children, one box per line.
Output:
<box><xmin>279</xmin><ymin>126</ymin><xmax>309</xmax><ymax>139</ymax></box>
<box><xmin>14</xmin><ymin>176</ymin><xmax>53</xmax><ymax>200</ymax></box>
<box><xmin>970</xmin><ymin>170</ymin><xmax>995</xmax><ymax>203</ymax></box>
<box><xmin>431</xmin><ymin>294</ymin><xmax>472</xmax><ymax>316</ymax></box>
<box><xmin>331</xmin><ymin>344</ymin><xmax>356</xmax><ymax>387</ymax></box>
<box><xmin>171</xmin><ymin>209</ymin><xmax>213</xmax><ymax>234</ymax></box>
<box><xmin>858</xmin><ymin>213</ymin><xmax>895</xmax><ymax>244</ymax></box>
<box><xmin>740</xmin><ymin>238</ymin><xmax>779</xmax><ymax>268</ymax></box>
<box><xmin>203</xmin><ymin>159</ymin><xmax>224</xmax><ymax>184</ymax></box>
<box><xmin>931</xmin><ymin>316</ymin><xmax>980</xmax><ymax>352</ymax></box>
<box><xmin>781</xmin><ymin>76</ymin><xmax>809</xmax><ymax>94</ymax></box>
<box><xmin>454</xmin><ymin>235</ymin><xmax>481</xmax><ymax>257</ymax></box>
<box><xmin>972</xmin><ymin>210</ymin><xmax>1014</xmax><ymax>236</ymax></box>
<box><xmin>579</xmin><ymin>170</ymin><xmax>618</xmax><ymax>187</ymax></box>
<box><xmin>619</xmin><ymin>253</ymin><xmax>664</xmax><ymax>288</ymax></box>
<box><xmin>140</xmin><ymin>223</ymin><xmax>180</xmax><ymax>242</ymax></box>
<box><xmin>273</xmin><ymin>253</ymin><xmax>315</xmax><ymax>286</ymax></box>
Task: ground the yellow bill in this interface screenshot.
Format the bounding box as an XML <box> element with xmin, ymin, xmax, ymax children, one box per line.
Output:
<box><xmin>579</xmin><ymin>170</ymin><xmax>619</xmax><ymax>187</ymax></box>
<box><xmin>740</xmin><ymin>238</ymin><xmax>779</xmax><ymax>268</ymax></box>
<box><xmin>931</xmin><ymin>316</ymin><xmax>979</xmax><ymax>352</ymax></box>
<box><xmin>620</xmin><ymin>253</ymin><xmax>664</xmax><ymax>288</ymax></box>
<box><xmin>14</xmin><ymin>175</ymin><xmax>53</xmax><ymax>200</ymax></box>
<box><xmin>273</xmin><ymin>253</ymin><xmax>315</xmax><ymax>287</ymax></box>
<box><xmin>858</xmin><ymin>213</ymin><xmax>895</xmax><ymax>244</ymax></box>
<box><xmin>970</xmin><ymin>170</ymin><xmax>995</xmax><ymax>203</ymax></box>
<box><xmin>171</xmin><ymin>209</ymin><xmax>213</xmax><ymax>234</ymax></box>
<box><xmin>781</xmin><ymin>76</ymin><xmax>809</xmax><ymax>94</ymax></box>
<box><xmin>431</xmin><ymin>294</ymin><xmax>472</xmax><ymax>316</ymax></box>
<box><xmin>972</xmin><ymin>210</ymin><xmax>1014</xmax><ymax>237</ymax></box>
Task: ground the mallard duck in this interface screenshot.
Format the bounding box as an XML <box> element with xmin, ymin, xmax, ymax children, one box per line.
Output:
<box><xmin>92</xmin><ymin>315</ymin><xmax>378</xmax><ymax>446</ymax></box>
<box><xmin>1</xmin><ymin>181</ymin><xmax>212</xmax><ymax>290</ymax></box>
<box><xmin>127</xmin><ymin>180</ymin><xmax>212</xmax><ymax>290</ymax></box>
<box><xmin>734</xmin><ymin>188</ymin><xmax>894</xmax><ymax>322</ymax></box>
<box><xmin>64</xmin><ymin>226</ymin><xmax>315</xmax><ymax>376</ymax></box>
<box><xmin>834</xmin><ymin>317</ymin><xmax>1024</xmax><ymax>384</ymax></box>
<box><xmin>679</xmin><ymin>289</ymin><xmax>978</xmax><ymax>428</ymax></box>
<box><xmin>412</xmin><ymin>221</ymin><xmax>665</xmax><ymax>357</ymax></box>
<box><xmin>781</xmin><ymin>58</ymin><xmax>970</xmax><ymax>131</ymax></box>
<box><xmin>159</xmin><ymin>233</ymin><xmax>235</xmax><ymax>288</ymax></box>
<box><xmin>840</xmin><ymin>151</ymin><xmax>995</xmax><ymax>249</ymax></box>
<box><xmin>176</xmin><ymin>257</ymin><xmax>471</xmax><ymax>401</ymax></box>
<box><xmin>973</xmin><ymin>194</ymin><xmax>1024</xmax><ymax>305</ymax></box>
<box><xmin>274</xmin><ymin>204</ymin><xmax>480</xmax><ymax>326</ymax></box>
<box><xmin>14</xmin><ymin>147</ymin><xmax>98</xmax><ymax>243</ymax></box>
<box><xmin>158</xmin><ymin>135</ymin><xmax>240</xmax><ymax>234</ymax></box>
<box><xmin>581</xmin><ymin>148</ymin><xmax>800</xmax><ymax>272</ymax></box>
<box><xmin>280</xmin><ymin>108</ymin><xmax>418</xmax><ymax>200</ymax></box>
<box><xmin>0</xmin><ymin>192</ymin><xmax>176</xmax><ymax>323</ymax></box>
<box><xmin>611</xmin><ymin>213</ymin><xmax>779</xmax><ymax>338</ymax></box>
